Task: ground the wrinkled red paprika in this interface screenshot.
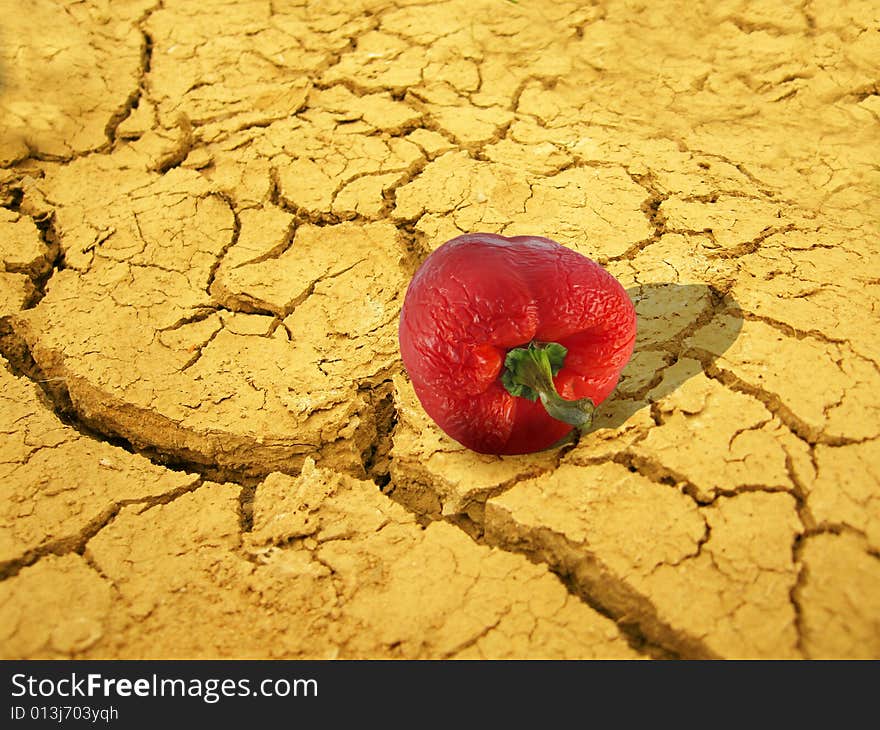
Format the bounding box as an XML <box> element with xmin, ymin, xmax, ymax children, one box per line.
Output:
<box><xmin>398</xmin><ymin>233</ymin><xmax>637</xmax><ymax>455</ymax></box>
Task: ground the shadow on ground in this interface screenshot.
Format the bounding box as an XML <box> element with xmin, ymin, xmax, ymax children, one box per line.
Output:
<box><xmin>594</xmin><ymin>282</ymin><xmax>743</xmax><ymax>430</ymax></box>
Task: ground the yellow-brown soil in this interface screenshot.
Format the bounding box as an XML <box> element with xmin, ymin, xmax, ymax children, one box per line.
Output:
<box><xmin>1</xmin><ymin>0</ymin><xmax>878</xmax><ymax>659</ymax></box>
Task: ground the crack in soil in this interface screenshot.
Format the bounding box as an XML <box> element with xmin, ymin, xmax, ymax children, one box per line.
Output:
<box><xmin>105</xmin><ymin>15</ymin><xmax>156</xmax><ymax>146</ymax></box>
<box><xmin>0</xmin><ymin>477</ymin><xmax>205</xmax><ymax>582</ymax></box>
<box><xmin>605</xmin><ymin>171</ymin><xmax>670</xmax><ymax>263</ymax></box>
<box><xmin>0</xmin><ymin>326</ymin><xmax>258</xmax><ymax>485</ymax></box>
<box><xmin>695</xmin><ymin>357</ymin><xmax>871</xmax><ymax>447</ymax></box>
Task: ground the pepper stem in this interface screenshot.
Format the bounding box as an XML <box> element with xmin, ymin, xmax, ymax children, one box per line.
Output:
<box><xmin>501</xmin><ymin>342</ymin><xmax>595</xmax><ymax>428</ymax></box>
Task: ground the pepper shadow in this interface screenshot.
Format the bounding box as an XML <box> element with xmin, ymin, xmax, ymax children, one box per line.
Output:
<box><xmin>592</xmin><ymin>283</ymin><xmax>743</xmax><ymax>430</ymax></box>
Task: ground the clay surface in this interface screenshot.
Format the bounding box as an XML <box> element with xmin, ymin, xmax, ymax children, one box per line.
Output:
<box><xmin>1</xmin><ymin>0</ymin><xmax>877</xmax><ymax>659</ymax></box>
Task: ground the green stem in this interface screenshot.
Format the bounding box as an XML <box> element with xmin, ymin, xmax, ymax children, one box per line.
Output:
<box><xmin>501</xmin><ymin>342</ymin><xmax>595</xmax><ymax>429</ymax></box>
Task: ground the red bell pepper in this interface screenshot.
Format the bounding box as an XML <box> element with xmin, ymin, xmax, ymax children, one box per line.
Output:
<box><xmin>398</xmin><ymin>233</ymin><xmax>637</xmax><ymax>454</ymax></box>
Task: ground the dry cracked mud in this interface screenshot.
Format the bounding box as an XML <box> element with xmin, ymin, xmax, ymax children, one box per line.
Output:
<box><xmin>1</xmin><ymin>0</ymin><xmax>878</xmax><ymax>659</ymax></box>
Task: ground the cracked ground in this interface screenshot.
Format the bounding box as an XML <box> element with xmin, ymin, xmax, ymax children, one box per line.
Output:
<box><xmin>1</xmin><ymin>0</ymin><xmax>878</xmax><ymax>660</ymax></box>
